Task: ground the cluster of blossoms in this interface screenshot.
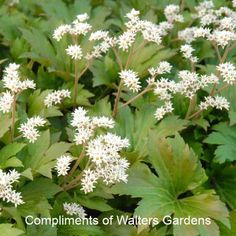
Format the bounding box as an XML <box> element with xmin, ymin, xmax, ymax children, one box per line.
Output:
<box><xmin>81</xmin><ymin>133</ymin><xmax>130</xmax><ymax>194</ymax></box>
<box><xmin>116</xmin><ymin>7</ymin><xmax>181</xmax><ymax>51</ymax></box>
<box><xmin>19</xmin><ymin>116</ymin><xmax>46</xmax><ymax>143</ymax></box>
<box><xmin>180</xmin><ymin>44</ymin><xmax>198</xmax><ymax>63</ymax></box>
<box><xmin>44</xmin><ymin>89</ymin><xmax>71</xmax><ymax>107</ymax></box>
<box><xmin>67</xmin><ymin>107</ymin><xmax>130</xmax><ymax>194</ymax></box>
<box><xmin>119</xmin><ymin>70</ymin><xmax>141</xmax><ymax>92</ymax></box>
<box><xmin>63</xmin><ymin>202</ymin><xmax>86</xmax><ymax>218</ymax></box>
<box><xmin>71</xmin><ymin>107</ymin><xmax>114</xmax><ymax>145</ymax></box>
<box><xmin>217</xmin><ymin>62</ymin><xmax>236</xmax><ymax>84</ymax></box>
<box><xmin>55</xmin><ymin>155</ymin><xmax>72</xmax><ymax>176</ymax></box>
<box><xmin>0</xmin><ymin>169</ymin><xmax>24</xmax><ymax>207</ymax></box>
<box><xmin>53</xmin><ymin>13</ymin><xmax>114</xmax><ymax>61</ymax></box>
<box><xmin>148</xmin><ymin>67</ymin><xmax>222</xmax><ymax>120</ymax></box>
<box><xmin>178</xmin><ymin>1</ymin><xmax>236</xmax><ymax>47</ymax></box>
<box><xmin>0</xmin><ymin>63</ymin><xmax>35</xmax><ymax>113</ymax></box>
<box><xmin>53</xmin><ymin>6</ymin><xmax>183</xmax><ymax>61</ymax></box>
<box><xmin>199</xmin><ymin>95</ymin><xmax>230</xmax><ymax>110</ymax></box>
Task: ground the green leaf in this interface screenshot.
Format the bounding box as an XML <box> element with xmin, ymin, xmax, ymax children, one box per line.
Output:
<box><xmin>154</xmin><ymin>115</ymin><xmax>189</xmax><ymax>138</ymax></box>
<box><xmin>2</xmin><ymin>157</ymin><xmax>23</xmax><ymax>168</ymax></box>
<box><xmin>21</xmin><ymin>168</ymin><xmax>33</xmax><ymax>180</ymax></box>
<box><xmin>57</xmin><ymin>224</ymin><xmax>104</xmax><ymax>236</ymax></box>
<box><xmin>204</xmin><ymin>123</ymin><xmax>236</xmax><ymax>163</ymax></box>
<box><xmin>20</xmin><ymin>178</ymin><xmax>62</xmax><ymax>200</ymax></box>
<box><xmin>0</xmin><ymin>114</ymin><xmax>12</xmax><ymax>138</ymax></box>
<box><xmin>77</xmin><ymin>196</ymin><xmax>113</xmax><ymax>212</ymax></box>
<box><xmin>25</xmin><ymin>130</ymin><xmax>71</xmax><ymax>178</ymax></box>
<box><xmin>0</xmin><ymin>224</ymin><xmax>24</xmax><ymax>236</ymax></box>
<box><xmin>214</xmin><ymin>165</ymin><xmax>236</xmax><ymax>209</ymax></box>
<box><xmin>111</xmin><ymin>134</ymin><xmax>229</xmax><ymax>235</ymax></box>
<box><xmin>26</xmin><ymin>224</ymin><xmax>57</xmax><ymax>236</ymax></box>
<box><xmin>220</xmin><ymin>210</ymin><xmax>236</xmax><ymax>236</ymax></box>
<box><xmin>0</xmin><ymin>143</ymin><xmax>25</xmax><ymax>167</ymax></box>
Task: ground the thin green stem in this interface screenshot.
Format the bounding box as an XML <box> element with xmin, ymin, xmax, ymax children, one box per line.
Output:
<box><xmin>112</xmin><ymin>79</ymin><xmax>123</xmax><ymax>118</ymax></box>
<box><xmin>11</xmin><ymin>95</ymin><xmax>17</xmax><ymax>142</ymax></box>
<box><xmin>68</xmin><ymin>146</ymin><xmax>85</xmax><ymax>177</ymax></box>
<box><xmin>73</xmin><ymin>61</ymin><xmax>91</xmax><ymax>107</ymax></box>
<box><xmin>121</xmin><ymin>86</ymin><xmax>152</xmax><ymax>108</ymax></box>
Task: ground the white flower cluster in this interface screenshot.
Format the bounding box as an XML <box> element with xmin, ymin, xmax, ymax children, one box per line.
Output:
<box><xmin>53</xmin><ymin>13</ymin><xmax>113</xmax><ymax>61</ymax></box>
<box><xmin>115</xmin><ymin>7</ymin><xmax>179</xmax><ymax>51</ymax></box>
<box><xmin>217</xmin><ymin>62</ymin><xmax>236</xmax><ymax>84</ymax></box>
<box><xmin>164</xmin><ymin>5</ymin><xmax>184</xmax><ymax>23</ymax></box>
<box><xmin>53</xmin><ymin>13</ymin><xmax>91</xmax><ymax>41</ymax></box>
<box><xmin>3</xmin><ymin>63</ymin><xmax>35</xmax><ymax>93</ymax></box>
<box><xmin>44</xmin><ymin>89</ymin><xmax>71</xmax><ymax>107</ymax></box>
<box><xmin>152</xmin><ymin>70</ymin><xmax>220</xmax><ymax>120</ymax></box>
<box><xmin>180</xmin><ymin>44</ymin><xmax>198</xmax><ymax>63</ymax></box>
<box><xmin>19</xmin><ymin>116</ymin><xmax>46</xmax><ymax>143</ymax></box>
<box><xmin>178</xmin><ymin>1</ymin><xmax>236</xmax><ymax>47</ymax></box>
<box><xmin>0</xmin><ymin>91</ymin><xmax>14</xmax><ymax>113</ymax></box>
<box><xmin>55</xmin><ymin>155</ymin><xmax>72</xmax><ymax>176</ymax></box>
<box><xmin>71</xmin><ymin>107</ymin><xmax>114</xmax><ymax>145</ymax></box>
<box><xmin>119</xmin><ymin>70</ymin><xmax>141</xmax><ymax>92</ymax></box>
<box><xmin>87</xmin><ymin>30</ymin><xmax>115</xmax><ymax>59</ymax></box>
<box><xmin>0</xmin><ymin>63</ymin><xmax>35</xmax><ymax>113</ymax></box>
<box><xmin>66</xmin><ymin>45</ymin><xmax>83</xmax><ymax>60</ymax></box>
<box><xmin>154</xmin><ymin>101</ymin><xmax>174</xmax><ymax>120</ymax></box>
<box><xmin>148</xmin><ymin>61</ymin><xmax>172</xmax><ymax>78</ymax></box>
<box><xmin>63</xmin><ymin>202</ymin><xmax>86</xmax><ymax>218</ymax></box>
<box><xmin>0</xmin><ymin>169</ymin><xmax>24</xmax><ymax>207</ymax></box>
<box><xmin>199</xmin><ymin>95</ymin><xmax>230</xmax><ymax>110</ymax></box>
<box><xmin>81</xmin><ymin>133</ymin><xmax>130</xmax><ymax>194</ymax></box>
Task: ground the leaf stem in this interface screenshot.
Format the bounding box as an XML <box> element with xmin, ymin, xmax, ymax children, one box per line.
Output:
<box><xmin>121</xmin><ymin>86</ymin><xmax>152</xmax><ymax>108</ymax></box>
<box><xmin>11</xmin><ymin>94</ymin><xmax>17</xmax><ymax>142</ymax></box>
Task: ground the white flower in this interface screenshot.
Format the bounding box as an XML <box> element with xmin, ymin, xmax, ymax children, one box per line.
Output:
<box><xmin>70</xmin><ymin>21</ymin><xmax>92</xmax><ymax>36</ymax></box>
<box><xmin>208</xmin><ymin>30</ymin><xmax>236</xmax><ymax>48</ymax></box>
<box><xmin>63</xmin><ymin>202</ymin><xmax>86</xmax><ymax>218</ymax></box>
<box><xmin>178</xmin><ymin>27</ymin><xmax>197</xmax><ymax>43</ymax></box>
<box><xmin>76</xmin><ymin>13</ymin><xmax>89</xmax><ymax>22</ymax></box>
<box><xmin>53</xmin><ymin>24</ymin><xmax>71</xmax><ymax>41</ymax></box>
<box><xmin>180</xmin><ymin>44</ymin><xmax>198</xmax><ymax>63</ymax></box>
<box><xmin>233</xmin><ymin>0</ymin><xmax>236</xmax><ymax>7</ymax></box>
<box><xmin>140</xmin><ymin>21</ymin><xmax>162</xmax><ymax>44</ymax></box>
<box><xmin>55</xmin><ymin>155</ymin><xmax>72</xmax><ymax>176</ymax></box>
<box><xmin>19</xmin><ymin>116</ymin><xmax>46</xmax><ymax>143</ymax></box>
<box><xmin>71</xmin><ymin>107</ymin><xmax>94</xmax><ymax>145</ymax></box>
<box><xmin>199</xmin><ymin>96</ymin><xmax>229</xmax><ymax>110</ymax></box>
<box><xmin>199</xmin><ymin>74</ymin><xmax>219</xmax><ymax>87</ymax></box>
<box><xmin>71</xmin><ymin>107</ymin><xmax>114</xmax><ymax>145</ymax></box>
<box><xmin>154</xmin><ymin>78</ymin><xmax>176</xmax><ymax>101</ymax></box>
<box><xmin>81</xmin><ymin>169</ymin><xmax>98</xmax><ymax>194</ymax></box>
<box><xmin>89</xmin><ymin>30</ymin><xmax>109</xmax><ymax>41</ymax></box>
<box><xmin>154</xmin><ymin>101</ymin><xmax>174</xmax><ymax>121</ymax></box>
<box><xmin>0</xmin><ymin>91</ymin><xmax>14</xmax><ymax>113</ymax></box>
<box><xmin>66</xmin><ymin>45</ymin><xmax>83</xmax><ymax>60</ymax></box>
<box><xmin>117</xmin><ymin>31</ymin><xmax>136</xmax><ymax>51</ymax></box>
<box><xmin>178</xmin><ymin>70</ymin><xmax>200</xmax><ymax>98</ymax></box>
<box><xmin>3</xmin><ymin>63</ymin><xmax>35</xmax><ymax>94</ymax></box>
<box><xmin>148</xmin><ymin>61</ymin><xmax>172</xmax><ymax>77</ymax></box>
<box><xmin>86</xmin><ymin>133</ymin><xmax>129</xmax><ymax>166</ymax></box>
<box><xmin>119</xmin><ymin>70</ymin><xmax>141</xmax><ymax>92</ymax></box>
<box><xmin>81</xmin><ymin>133</ymin><xmax>130</xmax><ymax>193</ymax></box>
<box><xmin>92</xmin><ymin>116</ymin><xmax>114</xmax><ymax>129</ymax></box>
<box><xmin>126</xmin><ymin>9</ymin><xmax>140</xmax><ymax>22</ymax></box>
<box><xmin>164</xmin><ymin>5</ymin><xmax>184</xmax><ymax>23</ymax></box>
<box><xmin>44</xmin><ymin>89</ymin><xmax>71</xmax><ymax>107</ymax></box>
<box><xmin>0</xmin><ymin>169</ymin><xmax>24</xmax><ymax>207</ymax></box>
<box><xmin>217</xmin><ymin>62</ymin><xmax>236</xmax><ymax>84</ymax></box>
<box><xmin>194</xmin><ymin>27</ymin><xmax>211</xmax><ymax>38</ymax></box>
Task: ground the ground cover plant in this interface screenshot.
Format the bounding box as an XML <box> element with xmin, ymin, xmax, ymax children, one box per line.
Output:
<box><xmin>0</xmin><ymin>0</ymin><xmax>236</xmax><ymax>235</ymax></box>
